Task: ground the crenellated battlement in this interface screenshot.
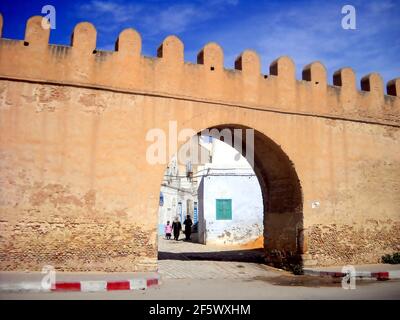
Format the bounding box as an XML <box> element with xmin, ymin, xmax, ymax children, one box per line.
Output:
<box><xmin>0</xmin><ymin>14</ymin><xmax>399</xmax><ymax>126</ymax></box>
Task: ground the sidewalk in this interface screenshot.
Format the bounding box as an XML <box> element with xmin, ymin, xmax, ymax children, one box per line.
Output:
<box><xmin>304</xmin><ymin>264</ymin><xmax>400</xmax><ymax>280</ymax></box>
<box><xmin>0</xmin><ymin>238</ymin><xmax>266</xmax><ymax>293</ymax></box>
<box><xmin>0</xmin><ymin>271</ymin><xmax>160</xmax><ymax>293</ymax></box>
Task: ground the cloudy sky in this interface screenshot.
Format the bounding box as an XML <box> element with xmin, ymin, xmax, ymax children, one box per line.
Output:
<box><xmin>1</xmin><ymin>0</ymin><xmax>399</xmax><ymax>87</ymax></box>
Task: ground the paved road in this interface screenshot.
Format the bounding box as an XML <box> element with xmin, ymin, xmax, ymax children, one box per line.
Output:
<box><xmin>1</xmin><ymin>238</ymin><xmax>400</xmax><ymax>299</ymax></box>
<box><xmin>158</xmin><ymin>237</ymin><xmax>271</xmax><ymax>279</ymax></box>
<box><xmin>159</xmin><ymin>260</ymin><xmax>278</xmax><ymax>279</ymax></box>
<box><xmin>2</xmin><ymin>278</ymin><xmax>400</xmax><ymax>300</ymax></box>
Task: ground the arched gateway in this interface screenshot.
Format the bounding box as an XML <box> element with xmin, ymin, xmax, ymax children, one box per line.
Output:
<box><xmin>0</xmin><ymin>15</ymin><xmax>399</xmax><ymax>271</ymax></box>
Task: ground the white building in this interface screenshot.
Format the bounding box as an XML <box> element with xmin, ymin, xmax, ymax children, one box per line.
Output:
<box><xmin>158</xmin><ymin>136</ymin><xmax>264</xmax><ymax>247</ymax></box>
<box><xmin>196</xmin><ymin>139</ymin><xmax>264</xmax><ymax>246</ymax></box>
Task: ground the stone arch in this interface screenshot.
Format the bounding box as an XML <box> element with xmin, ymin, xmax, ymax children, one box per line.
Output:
<box><xmin>161</xmin><ymin>122</ymin><xmax>304</xmax><ymax>267</ymax></box>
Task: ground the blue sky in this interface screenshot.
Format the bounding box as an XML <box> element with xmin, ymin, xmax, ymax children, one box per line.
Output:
<box><xmin>1</xmin><ymin>0</ymin><xmax>399</xmax><ymax>87</ymax></box>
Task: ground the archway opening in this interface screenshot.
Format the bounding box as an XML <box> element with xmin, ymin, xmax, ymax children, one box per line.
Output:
<box><xmin>157</xmin><ymin>124</ymin><xmax>303</xmax><ymax>270</ymax></box>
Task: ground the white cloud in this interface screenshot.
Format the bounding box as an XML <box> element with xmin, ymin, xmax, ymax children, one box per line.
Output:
<box><xmin>77</xmin><ymin>0</ymin><xmax>238</xmax><ymax>35</ymax></box>
<box><xmin>201</xmin><ymin>0</ymin><xmax>400</xmax><ymax>85</ymax></box>
<box><xmin>80</xmin><ymin>0</ymin><xmax>142</xmax><ymax>24</ymax></box>
<box><xmin>73</xmin><ymin>0</ymin><xmax>399</xmax><ymax>84</ymax></box>
<box><xmin>152</xmin><ymin>5</ymin><xmax>210</xmax><ymax>34</ymax></box>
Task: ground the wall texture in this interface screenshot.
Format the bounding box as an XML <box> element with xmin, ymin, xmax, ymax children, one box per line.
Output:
<box><xmin>0</xmin><ymin>14</ymin><xmax>399</xmax><ymax>271</ymax></box>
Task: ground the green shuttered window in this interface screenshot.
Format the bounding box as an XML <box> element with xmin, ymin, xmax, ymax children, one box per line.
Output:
<box><xmin>216</xmin><ymin>199</ymin><xmax>232</xmax><ymax>220</ymax></box>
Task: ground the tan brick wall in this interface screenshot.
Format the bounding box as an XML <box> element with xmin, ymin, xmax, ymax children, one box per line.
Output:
<box><xmin>309</xmin><ymin>221</ymin><xmax>400</xmax><ymax>266</ymax></box>
<box><xmin>0</xmin><ymin>14</ymin><xmax>399</xmax><ymax>270</ymax></box>
<box><xmin>0</xmin><ymin>78</ymin><xmax>399</xmax><ymax>270</ymax></box>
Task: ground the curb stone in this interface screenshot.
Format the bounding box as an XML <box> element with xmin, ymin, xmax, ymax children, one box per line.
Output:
<box><xmin>0</xmin><ymin>275</ymin><xmax>160</xmax><ymax>292</ymax></box>
<box><xmin>303</xmin><ymin>269</ymin><xmax>400</xmax><ymax>281</ymax></box>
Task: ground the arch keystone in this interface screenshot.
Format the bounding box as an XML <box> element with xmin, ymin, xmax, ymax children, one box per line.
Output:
<box><xmin>269</xmin><ymin>56</ymin><xmax>295</xmax><ymax>80</ymax></box>
<box><xmin>234</xmin><ymin>50</ymin><xmax>261</xmax><ymax>76</ymax></box>
<box><xmin>71</xmin><ymin>22</ymin><xmax>97</xmax><ymax>53</ymax></box>
<box><xmin>115</xmin><ymin>28</ymin><xmax>141</xmax><ymax>56</ymax></box>
<box><xmin>333</xmin><ymin>67</ymin><xmax>356</xmax><ymax>90</ymax></box>
<box><xmin>302</xmin><ymin>61</ymin><xmax>327</xmax><ymax>86</ymax></box>
<box><xmin>24</xmin><ymin>16</ymin><xmax>50</xmax><ymax>48</ymax></box>
<box><xmin>157</xmin><ymin>35</ymin><xmax>184</xmax><ymax>64</ymax></box>
<box><xmin>197</xmin><ymin>42</ymin><xmax>224</xmax><ymax>71</ymax></box>
<box><xmin>0</xmin><ymin>13</ymin><xmax>3</xmax><ymax>38</ymax></box>
<box><xmin>387</xmin><ymin>78</ymin><xmax>400</xmax><ymax>97</ymax></box>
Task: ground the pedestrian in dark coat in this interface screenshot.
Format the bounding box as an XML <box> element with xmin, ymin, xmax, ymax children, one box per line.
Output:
<box><xmin>183</xmin><ymin>215</ymin><xmax>193</xmax><ymax>241</ymax></box>
<box><xmin>172</xmin><ymin>216</ymin><xmax>182</xmax><ymax>241</ymax></box>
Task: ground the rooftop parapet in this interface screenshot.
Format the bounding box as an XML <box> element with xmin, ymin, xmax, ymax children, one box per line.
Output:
<box><xmin>234</xmin><ymin>50</ymin><xmax>261</xmax><ymax>76</ymax></box>
<box><xmin>115</xmin><ymin>28</ymin><xmax>141</xmax><ymax>57</ymax></box>
<box><xmin>25</xmin><ymin>16</ymin><xmax>50</xmax><ymax>49</ymax></box>
<box><xmin>0</xmin><ymin>13</ymin><xmax>398</xmax><ymax>126</ymax></box>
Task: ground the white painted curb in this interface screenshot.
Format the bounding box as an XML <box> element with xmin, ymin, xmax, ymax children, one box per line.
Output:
<box><xmin>0</xmin><ymin>275</ymin><xmax>160</xmax><ymax>292</ymax></box>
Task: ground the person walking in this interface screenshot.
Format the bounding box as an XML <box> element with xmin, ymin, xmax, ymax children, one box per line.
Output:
<box><xmin>172</xmin><ymin>216</ymin><xmax>182</xmax><ymax>241</ymax></box>
<box><xmin>164</xmin><ymin>221</ymin><xmax>172</xmax><ymax>240</ymax></box>
<box><xmin>183</xmin><ymin>214</ymin><xmax>193</xmax><ymax>241</ymax></box>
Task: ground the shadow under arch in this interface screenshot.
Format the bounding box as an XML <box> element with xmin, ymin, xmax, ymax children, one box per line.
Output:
<box><xmin>161</xmin><ymin>122</ymin><xmax>304</xmax><ymax>269</ymax></box>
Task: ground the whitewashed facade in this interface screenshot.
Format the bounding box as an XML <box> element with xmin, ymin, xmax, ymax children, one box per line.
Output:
<box><xmin>159</xmin><ymin>137</ymin><xmax>263</xmax><ymax>246</ymax></box>
<box><xmin>197</xmin><ymin>140</ymin><xmax>264</xmax><ymax>246</ymax></box>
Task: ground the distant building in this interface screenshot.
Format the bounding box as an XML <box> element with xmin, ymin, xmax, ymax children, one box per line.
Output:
<box><xmin>158</xmin><ymin>137</ymin><xmax>211</xmax><ymax>235</ymax></box>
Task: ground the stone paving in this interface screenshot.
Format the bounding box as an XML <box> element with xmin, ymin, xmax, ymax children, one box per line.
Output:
<box><xmin>157</xmin><ymin>237</ymin><xmax>283</xmax><ymax>280</ymax></box>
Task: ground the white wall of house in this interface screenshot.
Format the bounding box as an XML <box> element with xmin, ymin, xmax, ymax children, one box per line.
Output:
<box><xmin>197</xmin><ymin>138</ymin><xmax>264</xmax><ymax>246</ymax></box>
<box><xmin>198</xmin><ymin>169</ymin><xmax>263</xmax><ymax>245</ymax></box>
<box><xmin>159</xmin><ymin>136</ymin><xmax>264</xmax><ymax>245</ymax></box>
